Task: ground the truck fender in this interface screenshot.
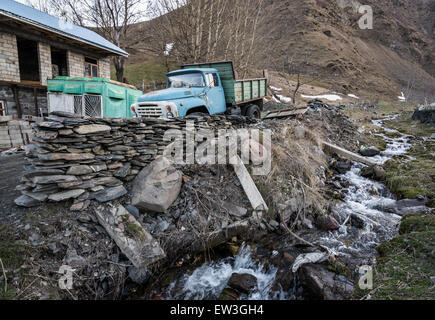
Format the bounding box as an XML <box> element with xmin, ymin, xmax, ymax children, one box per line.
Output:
<box><xmin>175</xmin><ymin>96</ymin><xmax>211</xmax><ymax>117</ymax></box>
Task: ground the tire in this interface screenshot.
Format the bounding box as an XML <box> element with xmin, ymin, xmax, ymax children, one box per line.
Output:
<box><xmin>246</xmin><ymin>104</ymin><xmax>261</xmax><ymax>120</ymax></box>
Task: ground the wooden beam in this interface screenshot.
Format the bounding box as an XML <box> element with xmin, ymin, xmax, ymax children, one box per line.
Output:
<box><xmin>263</xmin><ymin>108</ymin><xmax>308</xmax><ymax>119</ymax></box>
<box><xmin>33</xmin><ymin>88</ymin><xmax>39</xmax><ymax>116</ymax></box>
<box><xmin>322</xmin><ymin>141</ymin><xmax>376</xmax><ymax>166</ymax></box>
<box><xmin>12</xmin><ymin>85</ymin><xmax>22</xmax><ymax>119</ymax></box>
<box><xmin>0</xmin><ymin>80</ymin><xmax>46</xmax><ymax>89</ymax></box>
<box><xmin>231</xmin><ymin>155</ymin><xmax>269</xmax><ymax>212</ymax></box>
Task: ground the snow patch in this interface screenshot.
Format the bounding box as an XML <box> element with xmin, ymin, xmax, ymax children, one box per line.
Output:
<box><xmin>269</xmin><ymin>86</ymin><xmax>283</xmax><ymax>92</ymax></box>
<box><xmin>301</xmin><ymin>94</ymin><xmax>342</xmax><ymax>101</ymax></box>
<box><xmin>398</xmin><ymin>92</ymin><xmax>406</xmax><ymax>102</ymax></box>
<box><xmin>348</xmin><ymin>94</ymin><xmax>359</xmax><ymax>99</ymax></box>
<box><xmin>277</xmin><ymin>95</ymin><xmax>292</xmax><ymax>103</ymax></box>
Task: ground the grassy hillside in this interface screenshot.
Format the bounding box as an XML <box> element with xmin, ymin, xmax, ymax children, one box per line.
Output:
<box><xmin>111</xmin><ymin>60</ymin><xmax>168</xmax><ymax>92</ymax></box>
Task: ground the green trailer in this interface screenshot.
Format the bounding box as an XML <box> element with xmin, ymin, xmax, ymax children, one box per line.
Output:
<box><xmin>182</xmin><ymin>61</ymin><xmax>267</xmax><ymax>109</ymax></box>
<box><xmin>47</xmin><ymin>77</ymin><xmax>143</xmax><ymax>118</ymax></box>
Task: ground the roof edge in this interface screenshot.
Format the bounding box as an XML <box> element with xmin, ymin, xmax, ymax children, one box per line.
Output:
<box><xmin>0</xmin><ymin>10</ymin><xmax>128</xmax><ymax>57</ymax></box>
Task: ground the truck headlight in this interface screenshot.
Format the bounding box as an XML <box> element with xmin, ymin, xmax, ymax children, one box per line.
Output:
<box><xmin>131</xmin><ymin>104</ymin><xmax>138</xmax><ymax>117</ymax></box>
<box><xmin>166</xmin><ymin>111</ymin><xmax>174</xmax><ymax>119</ymax></box>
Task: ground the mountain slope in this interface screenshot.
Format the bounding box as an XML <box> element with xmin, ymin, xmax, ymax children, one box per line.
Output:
<box><xmin>124</xmin><ymin>0</ymin><xmax>435</xmax><ymax>101</ymax></box>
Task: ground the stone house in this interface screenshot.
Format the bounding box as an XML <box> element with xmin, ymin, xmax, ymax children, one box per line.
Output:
<box><xmin>0</xmin><ymin>0</ymin><xmax>128</xmax><ymax>118</ymax></box>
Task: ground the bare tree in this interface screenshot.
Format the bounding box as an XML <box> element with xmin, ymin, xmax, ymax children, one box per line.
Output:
<box><xmin>275</xmin><ymin>50</ymin><xmax>321</xmax><ymax>106</ymax></box>
<box><xmin>224</xmin><ymin>0</ymin><xmax>265</xmax><ymax>78</ymax></box>
<box><xmin>25</xmin><ymin>0</ymin><xmax>56</xmax><ymax>14</ymax></box>
<box><xmin>147</xmin><ymin>0</ymin><xmax>266</xmax><ymax>75</ymax></box>
<box><xmin>46</xmin><ymin>0</ymin><xmax>146</xmax><ymax>82</ymax></box>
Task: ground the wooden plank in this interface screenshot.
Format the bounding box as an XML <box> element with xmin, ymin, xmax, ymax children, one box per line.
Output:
<box><xmin>322</xmin><ymin>141</ymin><xmax>376</xmax><ymax>166</ymax></box>
<box><xmin>187</xmin><ymin>220</ymin><xmax>250</xmax><ymax>254</ymax></box>
<box><xmin>33</xmin><ymin>88</ymin><xmax>39</xmax><ymax>116</ymax></box>
<box><xmin>263</xmin><ymin>108</ymin><xmax>308</xmax><ymax>119</ymax></box>
<box><xmin>231</xmin><ymin>155</ymin><xmax>268</xmax><ymax>212</ymax></box>
<box><xmin>13</xmin><ymin>85</ymin><xmax>22</xmax><ymax>119</ymax></box>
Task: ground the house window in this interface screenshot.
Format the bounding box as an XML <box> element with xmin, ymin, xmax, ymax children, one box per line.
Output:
<box><xmin>51</xmin><ymin>48</ymin><xmax>68</xmax><ymax>77</ymax></box>
<box><xmin>17</xmin><ymin>37</ymin><xmax>40</xmax><ymax>82</ymax></box>
<box><xmin>0</xmin><ymin>101</ymin><xmax>6</xmax><ymax>116</ymax></box>
<box><xmin>84</xmin><ymin>57</ymin><xmax>99</xmax><ymax>78</ymax></box>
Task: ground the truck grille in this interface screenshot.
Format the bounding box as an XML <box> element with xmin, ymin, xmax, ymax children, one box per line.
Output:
<box><xmin>136</xmin><ymin>105</ymin><xmax>162</xmax><ymax>118</ymax></box>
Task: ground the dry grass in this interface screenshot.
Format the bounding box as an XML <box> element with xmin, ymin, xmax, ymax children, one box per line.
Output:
<box><xmin>255</xmin><ymin>122</ymin><xmax>329</xmax><ymax>226</ymax></box>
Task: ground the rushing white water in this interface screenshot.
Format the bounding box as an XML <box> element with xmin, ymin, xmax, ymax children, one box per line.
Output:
<box><xmin>165</xmin><ymin>244</ymin><xmax>288</xmax><ymax>300</ymax></box>
<box><xmin>317</xmin><ymin>116</ymin><xmax>413</xmax><ymax>259</ymax></box>
<box><xmin>371</xmin><ymin>117</ymin><xmax>413</xmax><ymax>165</ymax></box>
<box><xmin>164</xmin><ymin>115</ymin><xmax>414</xmax><ymax>300</ymax></box>
<box><xmin>318</xmin><ymin>164</ymin><xmax>401</xmax><ymax>259</ymax></box>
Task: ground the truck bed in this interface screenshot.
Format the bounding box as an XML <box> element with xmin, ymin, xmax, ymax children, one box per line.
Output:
<box><xmin>182</xmin><ymin>61</ymin><xmax>267</xmax><ymax>106</ymax></box>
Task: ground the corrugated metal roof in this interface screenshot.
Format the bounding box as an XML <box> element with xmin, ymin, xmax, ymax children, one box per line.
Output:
<box><xmin>0</xmin><ymin>0</ymin><xmax>128</xmax><ymax>57</ymax></box>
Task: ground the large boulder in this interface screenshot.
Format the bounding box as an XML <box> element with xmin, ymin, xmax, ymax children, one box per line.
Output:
<box><xmin>298</xmin><ymin>264</ymin><xmax>354</xmax><ymax>300</ymax></box>
<box><xmin>360</xmin><ymin>165</ymin><xmax>386</xmax><ymax>181</ymax></box>
<box><xmin>331</xmin><ymin>159</ymin><xmax>352</xmax><ymax>174</ymax></box>
<box><xmin>315</xmin><ymin>215</ymin><xmax>340</xmax><ymax>231</ymax></box>
<box><xmin>131</xmin><ymin>156</ymin><xmax>182</xmax><ymax>213</ymax></box>
<box><xmin>227</xmin><ymin>273</ymin><xmax>258</xmax><ymax>294</ymax></box>
<box><xmin>360</xmin><ymin>146</ymin><xmax>381</xmax><ymax>157</ymax></box>
<box><xmin>412</xmin><ymin>103</ymin><xmax>435</xmax><ymax>124</ymax></box>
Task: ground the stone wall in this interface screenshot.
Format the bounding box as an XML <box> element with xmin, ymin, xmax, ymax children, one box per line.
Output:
<box><xmin>38</xmin><ymin>42</ymin><xmax>52</xmax><ymax>86</ymax></box>
<box><xmin>0</xmin><ymin>84</ymin><xmax>47</xmax><ymax>117</ymax></box>
<box><xmin>67</xmin><ymin>51</ymin><xmax>85</xmax><ymax>78</ymax></box>
<box><xmin>67</xmin><ymin>51</ymin><xmax>112</xmax><ymax>79</ymax></box>
<box><xmin>0</xmin><ymin>32</ymin><xmax>20</xmax><ymax>82</ymax></box>
<box><xmin>99</xmin><ymin>56</ymin><xmax>111</xmax><ymax>80</ymax></box>
<box><xmin>15</xmin><ymin>113</ymin><xmax>254</xmax><ymax>209</ymax></box>
<box><xmin>0</xmin><ymin>119</ymin><xmax>34</xmax><ymax>149</ymax></box>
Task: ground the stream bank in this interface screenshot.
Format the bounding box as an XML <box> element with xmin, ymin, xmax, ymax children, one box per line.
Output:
<box><xmin>136</xmin><ymin>113</ymin><xmax>432</xmax><ymax>301</ymax></box>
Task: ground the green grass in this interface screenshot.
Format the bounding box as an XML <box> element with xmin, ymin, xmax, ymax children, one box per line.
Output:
<box><xmin>380</xmin><ymin>113</ymin><xmax>435</xmax><ymax>201</ymax></box>
<box><xmin>126</xmin><ymin>222</ymin><xmax>145</xmax><ymax>240</ymax></box>
<box><xmin>0</xmin><ymin>226</ymin><xmax>27</xmax><ymax>300</ymax></box>
<box><xmin>384</xmin><ymin>142</ymin><xmax>434</xmax><ymax>201</ymax></box>
<box><xmin>384</xmin><ymin>112</ymin><xmax>435</xmax><ymax>137</ymax></box>
<box><xmin>372</xmin><ymin>214</ymin><xmax>435</xmax><ymax>300</ymax></box>
<box><xmin>354</xmin><ymin>213</ymin><xmax>434</xmax><ymax>300</ymax></box>
<box><xmin>399</xmin><ymin>213</ymin><xmax>435</xmax><ymax>235</ymax></box>
<box><xmin>111</xmin><ymin>60</ymin><xmax>169</xmax><ymax>90</ymax></box>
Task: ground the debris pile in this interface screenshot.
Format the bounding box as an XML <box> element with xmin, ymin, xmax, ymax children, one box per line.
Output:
<box><xmin>307</xmin><ymin>99</ymin><xmax>332</xmax><ymax>111</ymax></box>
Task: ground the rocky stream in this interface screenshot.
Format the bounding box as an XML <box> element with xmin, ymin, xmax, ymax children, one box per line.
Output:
<box><xmin>143</xmin><ymin>116</ymin><xmax>427</xmax><ymax>300</ymax></box>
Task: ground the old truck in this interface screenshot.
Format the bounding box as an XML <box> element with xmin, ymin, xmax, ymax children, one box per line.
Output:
<box><xmin>130</xmin><ymin>61</ymin><xmax>267</xmax><ymax>120</ymax></box>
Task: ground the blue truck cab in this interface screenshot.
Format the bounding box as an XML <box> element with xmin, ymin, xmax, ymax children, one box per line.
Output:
<box><xmin>131</xmin><ymin>61</ymin><xmax>267</xmax><ymax>120</ymax></box>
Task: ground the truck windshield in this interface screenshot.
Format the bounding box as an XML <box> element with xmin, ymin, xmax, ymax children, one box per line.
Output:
<box><xmin>168</xmin><ymin>73</ymin><xmax>204</xmax><ymax>88</ymax></box>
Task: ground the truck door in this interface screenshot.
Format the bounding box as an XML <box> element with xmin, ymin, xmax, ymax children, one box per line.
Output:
<box><xmin>205</xmin><ymin>73</ymin><xmax>226</xmax><ymax>115</ymax></box>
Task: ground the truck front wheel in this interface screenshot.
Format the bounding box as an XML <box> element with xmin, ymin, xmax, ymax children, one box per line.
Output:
<box><xmin>246</xmin><ymin>105</ymin><xmax>261</xmax><ymax>120</ymax></box>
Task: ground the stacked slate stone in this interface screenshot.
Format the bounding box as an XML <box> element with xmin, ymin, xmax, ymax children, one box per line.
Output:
<box><xmin>15</xmin><ymin>112</ymin><xmax>256</xmax><ymax>210</ymax></box>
